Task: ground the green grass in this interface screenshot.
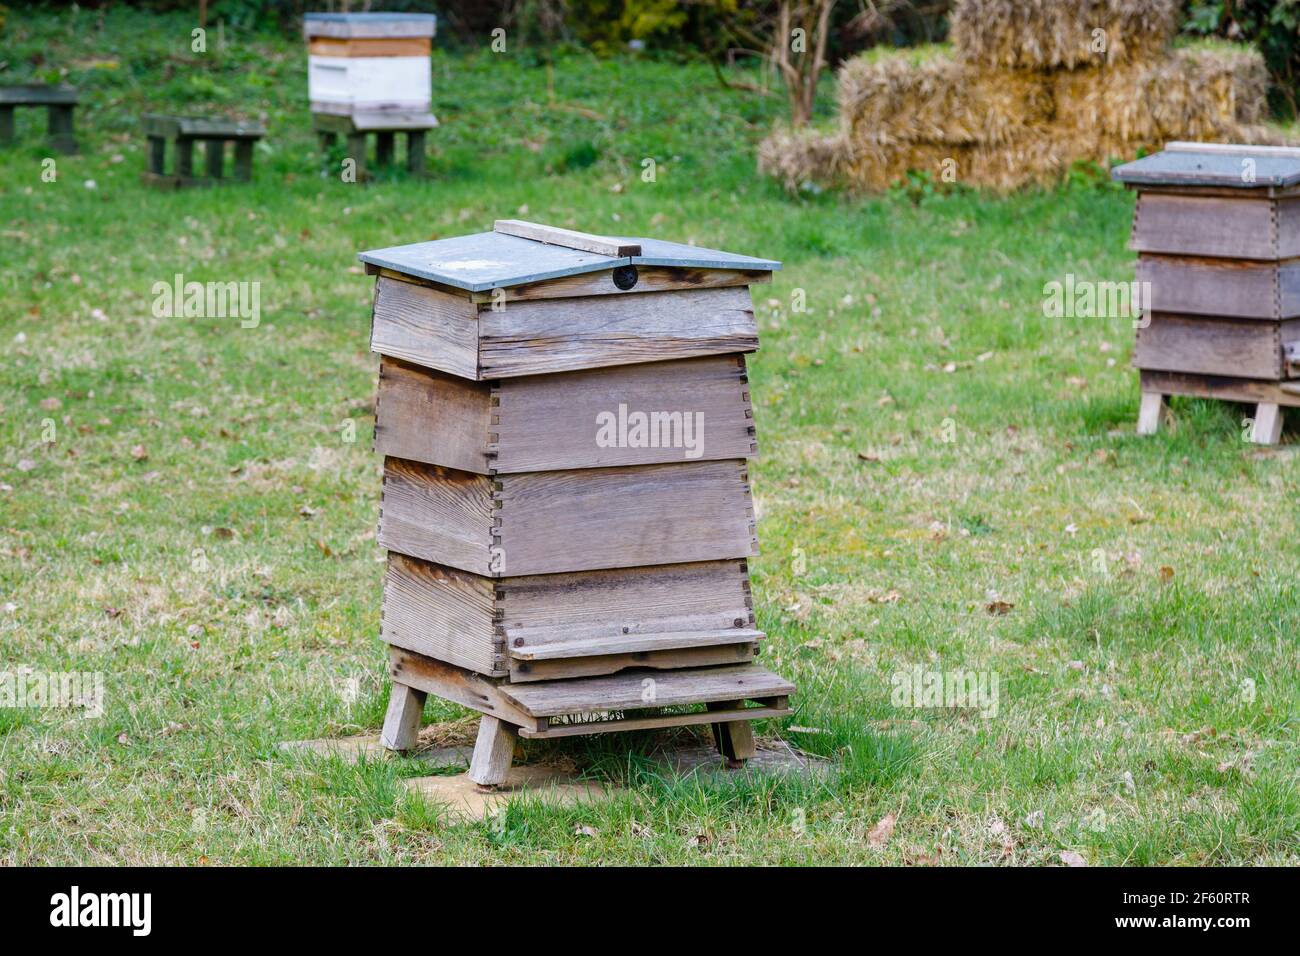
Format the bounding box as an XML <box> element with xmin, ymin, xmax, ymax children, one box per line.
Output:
<box><xmin>1</xmin><ymin>8</ymin><xmax>1297</xmax><ymax>865</ymax></box>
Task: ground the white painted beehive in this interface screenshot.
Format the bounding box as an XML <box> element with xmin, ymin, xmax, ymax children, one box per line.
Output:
<box><xmin>304</xmin><ymin>12</ymin><xmax>436</xmax><ymax>116</ymax></box>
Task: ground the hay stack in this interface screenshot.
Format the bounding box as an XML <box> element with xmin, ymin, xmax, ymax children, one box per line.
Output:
<box><xmin>759</xmin><ymin>0</ymin><xmax>1289</xmax><ymax>194</ymax></box>
<box><xmin>951</xmin><ymin>0</ymin><xmax>1180</xmax><ymax>70</ymax></box>
<box><xmin>837</xmin><ymin>46</ymin><xmax>1053</xmax><ymax>146</ymax></box>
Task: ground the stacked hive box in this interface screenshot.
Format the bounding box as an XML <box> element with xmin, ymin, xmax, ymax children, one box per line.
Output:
<box><xmin>359</xmin><ymin>220</ymin><xmax>796</xmax><ymax>785</ymax></box>
<box><xmin>304</xmin><ymin>12</ymin><xmax>438</xmax><ymax>177</ymax></box>
<box><xmin>1114</xmin><ymin>143</ymin><xmax>1300</xmax><ymax>445</ymax></box>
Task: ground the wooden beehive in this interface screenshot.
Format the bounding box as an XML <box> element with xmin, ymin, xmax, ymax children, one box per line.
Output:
<box><xmin>361</xmin><ymin>220</ymin><xmax>795</xmax><ymax>784</ymax></box>
<box><xmin>304</xmin><ymin>12</ymin><xmax>437</xmax><ymax>117</ymax></box>
<box><xmin>1113</xmin><ymin>142</ymin><xmax>1300</xmax><ymax>444</ymax></box>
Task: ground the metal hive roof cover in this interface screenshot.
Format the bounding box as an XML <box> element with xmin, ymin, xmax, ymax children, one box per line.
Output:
<box><xmin>358</xmin><ymin>227</ymin><xmax>782</xmax><ymax>292</ymax></box>
<box><xmin>1112</xmin><ymin>143</ymin><xmax>1300</xmax><ymax>189</ymax></box>
<box><xmin>304</xmin><ymin>12</ymin><xmax>437</xmax><ymax>38</ymax></box>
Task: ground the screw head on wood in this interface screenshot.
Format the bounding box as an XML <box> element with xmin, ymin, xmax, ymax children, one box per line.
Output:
<box><xmin>612</xmin><ymin>265</ymin><xmax>638</xmax><ymax>290</ymax></box>
<box><xmin>733</xmin><ymin>618</ymin><xmax>745</xmax><ymax>627</ymax></box>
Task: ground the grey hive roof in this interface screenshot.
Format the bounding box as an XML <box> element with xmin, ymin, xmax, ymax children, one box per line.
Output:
<box><xmin>304</xmin><ymin>12</ymin><xmax>437</xmax><ymax>39</ymax></box>
<box><xmin>1113</xmin><ymin>143</ymin><xmax>1300</xmax><ymax>189</ymax></box>
<box><xmin>358</xmin><ymin>231</ymin><xmax>782</xmax><ymax>293</ymax></box>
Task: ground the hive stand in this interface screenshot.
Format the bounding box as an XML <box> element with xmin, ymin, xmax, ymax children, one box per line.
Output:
<box><xmin>1114</xmin><ymin>142</ymin><xmax>1300</xmax><ymax>445</ymax></box>
<box><xmin>313</xmin><ymin>110</ymin><xmax>435</xmax><ymax>180</ymax></box>
<box><xmin>141</xmin><ymin>114</ymin><xmax>265</xmax><ymax>188</ymax></box>
<box><xmin>0</xmin><ymin>84</ymin><xmax>79</xmax><ymax>153</ymax></box>
<box><xmin>360</xmin><ymin>220</ymin><xmax>795</xmax><ymax>786</ymax></box>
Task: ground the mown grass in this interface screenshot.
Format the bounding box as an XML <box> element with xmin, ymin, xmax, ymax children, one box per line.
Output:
<box><xmin>1</xmin><ymin>8</ymin><xmax>1297</xmax><ymax>865</ymax></box>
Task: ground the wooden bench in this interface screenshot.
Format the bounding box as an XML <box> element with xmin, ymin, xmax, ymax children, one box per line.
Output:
<box><xmin>0</xmin><ymin>84</ymin><xmax>79</xmax><ymax>153</ymax></box>
<box><xmin>313</xmin><ymin>109</ymin><xmax>435</xmax><ymax>180</ymax></box>
<box><xmin>141</xmin><ymin>114</ymin><xmax>266</xmax><ymax>188</ymax></box>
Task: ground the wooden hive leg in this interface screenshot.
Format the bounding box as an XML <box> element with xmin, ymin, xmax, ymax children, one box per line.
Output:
<box><xmin>233</xmin><ymin>139</ymin><xmax>254</xmax><ymax>182</ymax></box>
<box><xmin>1136</xmin><ymin>391</ymin><xmax>1165</xmax><ymax>436</ymax></box>
<box><xmin>47</xmin><ymin>103</ymin><xmax>77</xmax><ymax>154</ymax></box>
<box><xmin>204</xmin><ymin>138</ymin><xmax>224</xmax><ymax>180</ymax></box>
<box><xmin>1252</xmin><ymin>402</ymin><xmax>1284</xmax><ymax>445</ymax></box>
<box><xmin>406</xmin><ymin>130</ymin><xmax>426</xmax><ymax>176</ymax></box>
<box><xmin>317</xmin><ymin>130</ymin><xmax>337</xmax><ymax>153</ymax></box>
<box><xmin>0</xmin><ymin>105</ymin><xmax>15</xmax><ymax>147</ymax></box>
<box><xmin>346</xmin><ymin>132</ymin><xmax>367</xmax><ymax>181</ymax></box>
<box><xmin>707</xmin><ymin>700</ymin><xmax>756</xmax><ymax>767</ymax></box>
<box><xmin>380</xmin><ymin>682</ymin><xmax>427</xmax><ymax>752</ymax></box>
<box><xmin>176</xmin><ymin>137</ymin><xmax>194</xmax><ymax>181</ymax></box>
<box><xmin>375</xmin><ymin>130</ymin><xmax>395</xmax><ymax>167</ymax></box>
<box><xmin>468</xmin><ymin>715</ymin><xmax>518</xmax><ymax>787</ymax></box>
<box><xmin>147</xmin><ymin>135</ymin><xmax>166</xmax><ymax>175</ymax></box>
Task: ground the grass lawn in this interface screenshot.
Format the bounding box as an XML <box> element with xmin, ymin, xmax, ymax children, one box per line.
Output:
<box><xmin>1</xmin><ymin>8</ymin><xmax>1297</xmax><ymax>866</ymax></box>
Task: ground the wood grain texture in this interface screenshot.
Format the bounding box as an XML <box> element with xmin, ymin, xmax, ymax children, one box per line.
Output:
<box><xmin>493</xmin><ymin>219</ymin><xmax>641</xmax><ymax>258</ymax></box>
<box><xmin>510</xmin><ymin>627</ymin><xmax>763</xmax><ymax>661</ymax></box>
<box><xmin>380</xmin><ymin>682</ymin><xmax>426</xmax><ymax>750</ymax></box>
<box><xmin>370</xmin><ymin>276</ymin><xmax>478</xmax><ymax>379</ymax></box>
<box><xmin>1132</xmin><ymin>193</ymin><xmax>1278</xmax><ymax>260</ymax></box>
<box><xmin>520</xmin><ymin>703</ymin><xmax>790</xmax><ymax>739</ymax></box>
<box><xmin>491</xmin><ymin>355</ymin><xmax>756</xmax><ymax>472</ymax></box>
<box><xmin>382</xmin><ymin>553</ymin><xmax>503</xmax><ymax>675</ymax></box>
<box><xmin>387</xmin><ymin>646</ymin><xmax>538</xmax><ymax>729</ymax></box>
<box><xmin>498</xmin><ymin>664</ymin><xmax>796</xmax><ymax>717</ymax></box>
<box><xmin>370</xmin><ymin>264</ymin><xmax>768</xmax><ymax>303</ymax></box>
<box><xmin>375</xmin><ymin>357</ymin><xmax>492</xmax><ymax>473</ymax></box>
<box><xmin>378</xmin><ymin>458</ymin><xmax>494</xmax><ymax>575</ymax></box>
<box><xmin>477</xmin><ymin>286</ymin><xmax>758</xmax><ymax>378</ymax></box>
<box><xmin>1139</xmin><ymin>369</ymin><xmax>1300</xmax><ymax>408</ymax></box>
<box><xmin>1280</xmin><ymin>198</ymin><xmax>1300</xmax><ymax>259</ymax></box>
<box><xmin>1134</xmin><ymin>313</ymin><xmax>1285</xmax><ymax>380</ymax></box>
<box><xmin>467</xmin><ymin>715</ymin><xmax>517</xmax><ymax>785</ymax></box>
<box><xmin>509</xmin><ymin>642</ymin><xmax>757</xmax><ymax>683</ymax></box>
<box><xmin>1138</xmin><ymin>255</ymin><xmax>1296</xmax><ymax>319</ymax></box>
<box><xmin>493</xmin><ymin>460</ymin><xmax>757</xmax><ymax>575</ymax></box>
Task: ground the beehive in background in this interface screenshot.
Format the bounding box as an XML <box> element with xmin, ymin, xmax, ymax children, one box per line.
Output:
<box><xmin>1114</xmin><ymin>143</ymin><xmax>1300</xmax><ymax>444</ymax></box>
<box><xmin>359</xmin><ymin>220</ymin><xmax>796</xmax><ymax>785</ymax></box>
<box><xmin>304</xmin><ymin>12</ymin><xmax>437</xmax><ymax>117</ymax></box>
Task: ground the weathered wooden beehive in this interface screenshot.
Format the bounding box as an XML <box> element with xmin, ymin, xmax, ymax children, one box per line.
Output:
<box><xmin>360</xmin><ymin>220</ymin><xmax>795</xmax><ymax>785</ymax></box>
<box><xmin>1113</xmin><ymin>142</ymin><xmax>1300</xmax><ymax>444</ymax></box>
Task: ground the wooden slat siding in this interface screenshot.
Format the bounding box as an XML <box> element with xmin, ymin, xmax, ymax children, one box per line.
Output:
<box><xmin>308</xmin><ymin>36</ymin><xmax>432</xmax><ymax>56</ymax></box>
<box><xmin>370</xmin><ymin>276</ymin><xmax>478</xmax><ymax>380</ymax></box>
<box><xmin>493</xmin><ymin>219</ymin><xmax>641</xmax><ymax>258</ymax></box>
<box><xmin>378</xmin><ymin>458</ymin><xmax>494</xmax><ymax>575</ymax></box>
<box><xmin>369</xmin><ymin>264</ymin><xmax>768</xmax><ymax>303</ymax></box>
<box><xmin>490</xmin><ymin>355</ymin><xmax>756</xmax><ymax>472</ymax></box>
<box><xmin>1134</xmin><ymin>313</ymin><xmax>1284</xmax><ymax>380</ymax></box>
<box><xmin>498</xmin><ymin>664</ymin><xmax>796</xmax><ymax>717</ymax></box>
<box><xmin>382</xmin><ymin>554</ymin><xmax>504</xmax><ymax>676</ymax></box>
<box><xmin>1280</xmin><ymin>199</ymin><xmax>1300</xmax><ymax>259</ymax></box>
<box><xmin>510</xmin><ymin>642</ymin><xmax>757</xmax><ymax>683</ymax></box>
<box><xmin>1137</xmin><ymin>255</ymin><xmax>1294</xmax><ymax>320</ymax></box>
<box><xmin>510</xmin><ymin>628</ymin><xmax>763</xmax><ymax>661</ymax></box>
<box><xmin>500</xmin><ymin>559</ymin><xmax>752</xmax><ymax>644</ymax></box>
<box><xmin>493</xmin><ymin>460</ymin><xmax>758</xmax><ymax>575</ymax></box>
<box><xmin>477</xmin><ymin>286</ymin><xmax>759</xmax><ymax>379</ymax></box>
<box><xmin>521</xmin><ymin>703</ymin><xmax>789</xmax><ymax>739</ymax></box>
<box><xmin>375</xmin><ymin>357</ymin><xmax>492</xmax><ymax>473</ymax></box>
<box><xmin>1140</xmin><ymin>369</ymin><xmax>1300</xmax><ymax>408</ymax></box>
<box><xmin>386</xmin><ymin>647</ymin><xmax>539</xmax><ymax>729</ymax></box>
<box><xmin>1132</xmin><ymin>193</ymin><xmax>1279</xmax><ymax>261</ymax></box>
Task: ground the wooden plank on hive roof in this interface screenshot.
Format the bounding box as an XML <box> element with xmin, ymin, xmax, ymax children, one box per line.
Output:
<box><xmin>498</xmin><ymin>664</ymin><xmax>795</xmax><ymax>718</ymax></box>
<box><xmin>493</xmin><ymin>219</ymin><xmax>641</xmax><ymax>258</ymax></box>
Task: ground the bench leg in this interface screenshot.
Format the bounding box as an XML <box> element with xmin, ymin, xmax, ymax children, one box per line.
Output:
<box><xmin>379</xmin><ymin>682</ymin><xmax>427</xmax><ymax>752</ymax></box>
<box><xmin>1136</xmin><ymin>392</ymin><xmax>1165</xmax><ymax>436</ymax></box>
<box><xmin>346</xmin><ymin>132</ymin><xmax>367</xmax><ymax>181</ymax></box>
<box><xmin>1252</xmin><ymin>402</ymin><xmax>1284</xmax><ymax>445</ymax></box>
<box><xmin>233</xmin><ymin>139</ymin><xmax>254</xmax><ymax>181</ymax></box>
<box><xmin>317</xmin><ymin>130</ymin><xmax>337</xmax><ymax>152</ymax></box>
<box><xmin>468</xmin><ymin>715</ymin><xmax>517</xmax><ymax>787</ymax></box>
<box><xmin>406</xmin><ymin>130</ymin><xmax>426</xmax><ymax>176</ymax></box>
<box><xmin>204</xmin><ymin>139</ymin><xmax>224</xmax><ymax>179</ymax></box>
<box><xmin>147</xmin><ymin>135</ymin><xmax>166</xmax><ymax>175</ymax></box>
<box><xmin>375</xmin><ymin>130</ymin><xmax>395</xmax><ymax>167</ymax></box>
<box><xmin>0</xmin><ymin>106</ymin><xmax>14</xmax><ymax>147</ymax></box>
<box><xmin>708</xmin><ymin>700</ymin><xmax>756</xmax><ymax>767</ymax></box>
<box><xmin>47</xmin><ymin>104</ymin><xmax>76</xmax><ymax>154</ymax></box>
<box><xmin>176</xmin><ymin>138</ymin><xmax>194</xmax><ymax>180</ymax></box>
